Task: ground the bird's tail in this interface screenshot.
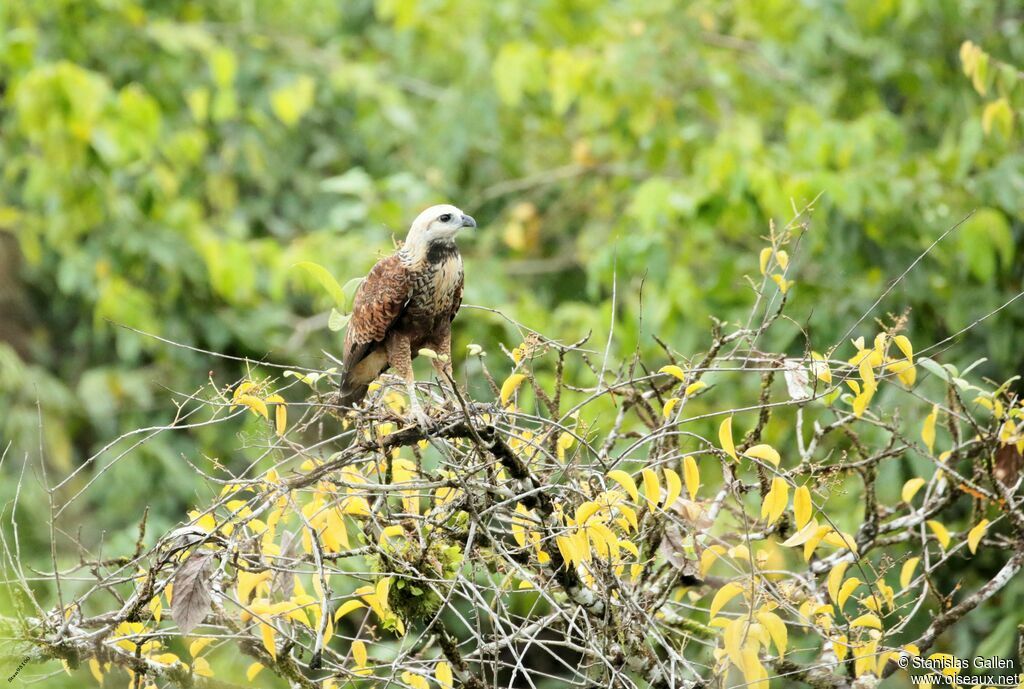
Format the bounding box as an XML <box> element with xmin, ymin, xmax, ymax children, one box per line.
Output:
<box><xmin>337</xmin><ymin>377</ymin><xmax>369</xmax><ymax>409</ymax></box>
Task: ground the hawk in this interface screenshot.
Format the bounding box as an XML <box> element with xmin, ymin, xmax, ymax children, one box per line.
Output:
<box><xmin>338</xmin><ymin>204</ymin><xmax>477</xmax><ymax>424</ymax></box>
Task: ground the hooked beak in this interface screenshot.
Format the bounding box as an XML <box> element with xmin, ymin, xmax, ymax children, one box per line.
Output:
<box><xmin>461</xmin><ymin>214</ymin><xmax>477</xmax><ymax>228</ymax></box>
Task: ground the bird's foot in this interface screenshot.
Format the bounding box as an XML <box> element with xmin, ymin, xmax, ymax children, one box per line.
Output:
<box><xmin>407</xmin><ymin>398</ymin><xmax>437</xmax><ymax>432</ymax></box>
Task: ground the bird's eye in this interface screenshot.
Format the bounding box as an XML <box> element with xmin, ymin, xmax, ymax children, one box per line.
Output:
<box><xmin>439</xmin><ymin>213</ymin><xmax>452</xmax><ymax>223</ymax></box>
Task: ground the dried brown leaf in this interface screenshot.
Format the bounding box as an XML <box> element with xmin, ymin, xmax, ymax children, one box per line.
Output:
<box><xmin>171</xmin><ymin>551</ymin><xmax>213</xmax><ymax>634</ymax></box>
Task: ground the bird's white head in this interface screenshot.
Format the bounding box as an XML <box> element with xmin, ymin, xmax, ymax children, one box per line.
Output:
<box><xmin>405</xmin><ymin>204</ymin><xmax>477</xmax><ymax>248</ymax></box>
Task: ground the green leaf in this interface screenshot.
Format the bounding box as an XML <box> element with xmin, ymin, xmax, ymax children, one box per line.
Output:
<box><xmin>270</xmin><ymin>75</ymin><xmax>316</xmax><ymax>127</ymax></box>
<box><xmin>186</xmin><ymin>88</ymin><xmax>210</xmax><ymax>122</ymax></box>
<box><xmin>293</xmin><ymin>261</ymin><xmax>346</xmax><ymax>307</ymax></box>
<box><xmin>971</xmin><ymin>51</ymin><xmax>991</xmax><ymax>96</ymax></box>
<box><xmin>341</xmin><ymin>277</ymin><xmax>363</xmax><ymax>307</ymax></box>
<box><xmin>917</xmin><ymin>357</ymin><xmax>949</xmax><ymax>382</ymax></box>
<box><xmin>208</xmin><ymin>47</ymin><xmax>237</xmax><ymax>87</ymax></box>
<box><xmin>328</xmin><ymin>308</ymin><xmax>350</xmax><ymax>332</ymax></box>
<box><xmin>492</xmin><ymin>42</ymin><xmax>545</xmax><ymax>106</ymax></box>
<box><xmin>320</xmin><ymin>167</ymin><xmax>374</xmax><ymax>196</ymax></box>
<box><xmin>957</xmin><ymin>208</ymin><xmax>1013</xmax><ymax>281</ymax></box>
<box><xmin>996</xmin><ymin>63</ymin><xmax>1020</xmax><ymax>96</ymax></box>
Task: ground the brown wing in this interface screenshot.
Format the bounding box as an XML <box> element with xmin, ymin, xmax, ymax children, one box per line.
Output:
<box><xmin>449</xmin><ymin>272</ymin><xmax>463</xmax><ymax>322</ymax></box>
<box><xmin>342</xmin><ymin>254</ymin><xmax>412</xmax><ymax>375</ymax></box>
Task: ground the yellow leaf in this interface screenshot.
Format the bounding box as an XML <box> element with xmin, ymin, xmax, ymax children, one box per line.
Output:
<box><xmin>232</xmin><ymin>381</ymin><xmax>257</xmax><ymax>402</ymax></box>
<box><xmin>663</xmin><ymin>468</ymin><xmax>682</xmax><ymax>508</ymax></box>
<box><xmin>887</xmin><ymin>359</ymin><xmax>917</xmax><ymax>386</ymax></box>
<box><xmin>555</xmin><ymin>534</ymin><xmax>578</xmax><ymax>568</ymax></box>
<box><xmin>761</xmin><ymin>477</ymin><xmax>789</xmax><ymax>525</ymax></box>
<box><xmin>189</xmin><ymin>638</ymin><xmax>214</xmax><ymax>657</ymax></box>
<box><xmin>757</xmin><ymin>610</ymin><xmax>788</xmax><ymax>656</ymax></box>
<box><xmin>729</xmin><ymin>544</ymin><xmax>750</xmax><ymax>561</ymax></box>
<box><xmin>662</xmin><ymin>397</ymin><xmax>680</xmax><ymax>419</ymax></box>
<box><xmin>859</xmin><ymin>358</ymin><xmax>876</xmax><ymax>392</ymax></box>
<box><xmin>246</xmin><ymin>663</ymin><xmax>264</xmax><ymax>681</ymax></box>
<box><xmin>374</xmin><ymin>578</ymin><xmax>391</xmax><ymax>614</ymax></box>
<box><xmin>837</xmin><ymin>578</ymin><xmax>861</xmax><ymax>609</ymax></box>
<box><xmin>803</xmin><ymin>526</ymin><xmax>832</xmax><ymax>561</ymax></box>
<box><xmin>834</xmin><ymin>634</ymin><xmax>849</xmax><ymax>662</ymax></box>
<box><xmin>575</xmin><ymin>501</ymin><xmax>601</xmax><ymax>525</ymax></box>
<box><xmin>922</xmin><ymin>405</ymin><xmax>938</xmax><ymax>453</ymax></box>
<box><xmin>683</xmin><ymin>456</ymin><xmax>700</xmax><ymax>499</ymax></box>
<box><xmin>659</xmin><ymin>364</ymin><xmax>686</xmax><ymax>381</ymax></box>
<box><xmin>739</xmin><ymin>643</ymin><xmax>769</xmax><ymax>689</ymax></box>
<box><xmin>89</xmin><ymin>658</ymin><xmax>104</xmax><ymax>685</ymax></box>
<box><xmin>192</xmin><ymin>657</ymin><xmax>214</xmax><ymax>677</ymax></box>
<box><xmin>641</xmin><ymin>468</ymin><xmax>660</xmax><ymax>508</ymax></box>
<box><xmin>151</xmin><ymin>653</ymin><xmax>180</xmax><ymax>665</ymax></box>
<box><xmin>850</xmin><ymin>613</ymin><xmax>882</xmax><ymax>630</ymax></box>
<box><xmin>879</xmin><ymin>581</ymin><xmax>896</xmax><ymax>611</ymax></box>
<box><xmin>902</xmin><ymin>477</ymin><xmax>926</xmax><ymax>503</ymax></box>
<box><xmin>719</xmin><ymin>417</ymin><xmax>737</xmax><ymax>461</ymax></box>
<box><xmin>893</xmin><ymin>335</ymin><xmax>914</xmax><ymax>363</ymax></box>
<box><xmin>776</xmin><ymin>250</ymin><xmax>789</xmax><ymax>271</ymax></box>
<box><xmin>352</xmin><ymin>639</ymin><xmax>368</xmax><ymax>667</ymax></box>
<box><xmin>260</xmin><ymin>623</ymin><xmax>276</xmax><ymax>659</ymax></box>
<box><xmin>401</xmin><ymin>672</ymin><xmax>430</xmax><ymax>689</ymax></box>
<box><xmin>607</xmin><ymin>470</ymin><xmax>639</xmax><ymax>503</ymax></box>
<box><xmin>759</xmin><ymin>247</ymin><xmax>772</xmax><ymax>275</ymax></box>
<box><xmin>745</xmin><ymin>444</ymin><xmax>780</xmax><ymax>467</ymax></box>
<box><xmin>822</xmin><ymin>530</ymin><xmax>858</xmax><ymax>554</ymax></box>
<box><xmin>793</xmin><ymin>485</ymin><xmax>812</xmax><ymax>529</ymax></box>
<box><xmin>967</xmin><ymin>519</ymin><xmax>989</xmax><ymax>554</ymax></box>
<box><xmin>270</xmin><ymin>75</ymin><xmax>316</xmax><ymax>127</ymax></box>
<box><xmin>684</xmin><ymin>381</ymin><xmax>706</xmax><ymax>396</ymax></box>
<box><xmin>511</xmin><ymin>505</ymin><xmax>530</xmax><ymax>547</ymax></box>
<box><xmin>771</xmin><ymin>273</ymin><xmax>792</xmax><ymax>293</ymax></box>
<box><xmin>275</xmin><ymin>403</ymin><xmax>287</xmax><ymax>436</ymax></box>
<box><xmin>854</xmin><ymin>640</ymin><xmax>879</xmax><ymax>677</ymax></box>
<box><xmin>779</xmin><ymin>519</ymin><xmax>816</xmax><ymax>549</ymax></box>
<box><xmin>709</xmin><ymin>581</ymin><xmax>744</xmax><ymax>618</ymax></box>
<box><xmin>927</xmin><ymin>520</ymin><xmax>951</xmax><ymax>549</ymax></box>
<box><xmin>810</xmin><ymin>351</ymin><xmax>833</xmax><ymax>384</ymax></box>
<box><xmin>499</xmin><ymin>373</ymin><xmax>526</xmax><ymax>405</ymax></box>
<box><xmin>700</xmin><ymin>545</ymin><xmax>726</xmax><ymax>576</ymax></box>
<box><xmin>556</xmin><ymin>432</ymin><xmax>574</xmax><ymax>461</ymax></box>
<box><xmin>827</xmin><ymin>562</ymin><xmax>849</xmax><ymax>604</ymax></box>
<box><xmin>982</xmin><ymin>97</ymin><xmax>1014</xmax><ymax>137</ymax></box>
<box><xmin>435</xmin><ymin>661</ymin><xmax>454</xmax><ymax>689</ymax></box>
<box><xmin>149</xmin><ymin>595</ymin><xmax>162</xmax><ymax>624</ymax></box>
<box><xmin>960</xmin><ymin>40</ymin><xmax>977</xmax><ymax>76</ymax></box>
<box><xmin>237</xmin><ymin>394</ymin><xmax>269</xmax><ymax>420</ymax></box>
<box><xmin>618</xmin><ymin>504</ymin><xmax>638</xmax><ymax>531</ymax></box>
<box><xmin>238</xmin><ymin>570</ymin><xmax>271</xmax><ymax>604</ymax></box>
<box><xmin>850</xmin><ymin>393</ymin><xmax>867</xmax><ymax>418</ymax></box>
<box><xmin>900</xmin><ymin>557</ymin><xmax>920</xmax><ymax>589</ymax></box>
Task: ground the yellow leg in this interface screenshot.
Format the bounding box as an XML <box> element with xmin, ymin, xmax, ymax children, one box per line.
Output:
<box><xmin>387</xmin><ymin>333</ymin><xmax>430</xmax><ymax>427</ymax></box>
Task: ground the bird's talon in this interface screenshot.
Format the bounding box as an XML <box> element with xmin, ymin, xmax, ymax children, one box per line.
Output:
<box><xmin>408</xmin><ymin>400</ymin><xmax>435</xmax><ymax>431</ymax></box>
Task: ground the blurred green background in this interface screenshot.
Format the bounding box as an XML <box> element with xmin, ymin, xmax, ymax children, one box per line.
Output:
<box><xmin>1</xmin><ymin>0</ymin><xmax>1023</xmax><ymax>685</ymax></box>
